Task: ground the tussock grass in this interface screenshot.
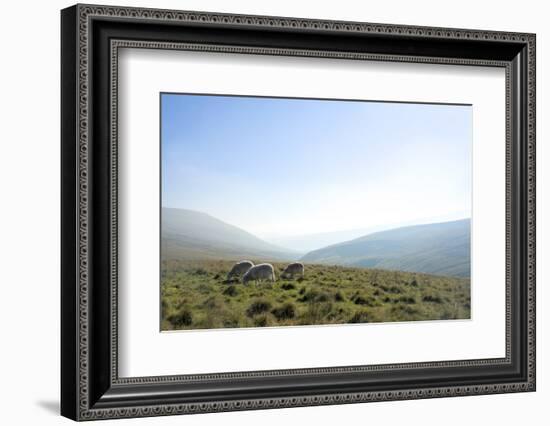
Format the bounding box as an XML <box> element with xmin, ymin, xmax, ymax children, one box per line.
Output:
<box><xmin>271</xmin><ymin>303</ymin><xmax>296</xmax><ymax>320</ymax></box>
<box><xmin>246</xmin><ymin>299</ymin><xmax>272</xmax><ymax>317</ymax></box>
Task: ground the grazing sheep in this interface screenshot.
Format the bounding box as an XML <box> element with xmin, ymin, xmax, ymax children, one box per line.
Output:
<box><xmin>281</xmin><ymin>262</ymin><xmax>305</xmax><ymax>279</ymax></box>
<box><xmin>227</xmin><ymin>260</ymin><xmax>254</xmax><ymax>281</ymax></box>
<box><xmin>242</xmin><ymin>263</ymin><xmax>276</xmax><ymax>285</ymax></box>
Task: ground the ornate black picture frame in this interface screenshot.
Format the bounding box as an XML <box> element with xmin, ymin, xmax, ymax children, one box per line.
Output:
<box><xmin>61</xmin><ymin>4</ymin><xmax>536</xmax><ymax>421</ymax></box>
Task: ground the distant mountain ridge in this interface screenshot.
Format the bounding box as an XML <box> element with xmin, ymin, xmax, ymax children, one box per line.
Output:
<box><xmin>162</xmin><ymin>208</ymin><xmax>470</xmax><ymax>278</ymax></box>
<box><xmin>162</xmin><ymin>207</ymin><xmax>297</xmax><ymax>261</ymax></box>
<box><xmin>300</xmin><ymin>219</ymin><xmax>470</xmax><ymax>277</ymax></box>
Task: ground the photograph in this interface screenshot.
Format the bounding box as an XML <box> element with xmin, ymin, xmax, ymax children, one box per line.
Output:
<box><xmin>160</xmin><ymin>93</ymin><xmax>472</xmax><ymax>331</ymax></box>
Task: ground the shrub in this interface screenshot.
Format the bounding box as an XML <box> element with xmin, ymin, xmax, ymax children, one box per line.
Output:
<box><xmin>334</xmin><ymin>291</ymin><xmax>345</xmax><ymax>302</ymax></box>
<box><xmin>167</xmin><ymin>308</ymin><xmax>193</xmax><ymax>327</ymax></box>
<box><xmin>271</xmin><ymin>303</ymin><xmax>296</xmax><ymax>320</ymax></box>
<box><xmin>353</xmin><ymin>296</ymin><xmax>377</xmax><ymax>306</ymax></box>
<box><xmin>410</xmin><ymin>279</ymin><xmax>418</xmax><ymax>287</ymax></box>
<box><xmin>422</xmin><ymin>294</ymin><xmax>443</xmax><ymax>303</ymax></box>
<box><xmin>398</xmin><ymin>296</ymin><xmax>416</xmax><ymax>304</ymax></box>
<box><xmin>253</xmin><ymin>314</ymin><xmax>275</xmax><ymax>327</ymax></box>
<box><xmin>440</xmin><ymin>309</ymin><xmax>457</xmax><ymax>320</ymax></box>
<box><xmin>246</xmin><ymin>299</ymin><xmax>272</xmax><ymax>317</ymax></box>
<box><xmin>222</xmin><ymin>316</ymin><xmax>240</xmax><ymax>328</ymax></box>
<box><xmin>391</xmin><ymin>304</ymin><xmax>419</xmax><ymax>316</ymax></box>
<box><xmin>298</xmin><ymin>289</ymin><xmax>330</xmax><ymax>303</ymax></box>
<box><xmin>348</xmin><ymin>311</ymin><xmax>372</xmax><ymax>324</ymax></box>
<box><xmin>380</xmin><ymin>285</ymin><xmax>402</xmax><ymax>294</ymax></box>
<box><xmin>194</xmin><ymin>267</ymin><xmax>208</xmax><ymax>276</ymax></box>
<box><xmin>222</xmin><ymin>285</ymin><xmax>238</xmax><ymax>297</ymax></box>
<box><xmin>281</xmin><ymin>282</ymin><xmax>296</xmax><ymax>290</ymax></box>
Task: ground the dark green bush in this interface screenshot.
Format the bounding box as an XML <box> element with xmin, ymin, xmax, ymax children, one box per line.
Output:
<box><xmin>298</xmin><ymin>289</ymin><xmax>330</xmax><ymax>303</ymax></box>
<box><xmin>222</xmin><ymin>285</ymin><xmax>238</xmax><ymax>297</ymax></box>
<box><xmin>271</xmin><ymin>303</ymin><xmax>296</xmax><ymax>320</ymax></box>
<box><xmin>422</xmin><ymin>294</ymin><xmax>443</xmax><ymax>303</ymax></box>
<box><xmin>246</xmin><ymin>299</ymin><xmax>272</xmax><ymax>317</ymax></box>
<box><xmin>398</xmin><ymin>296</ymin><xmax>416</xmax><ymax>304</ymax></box>
<box><xmin>253</xmin><ymin>314</ymin><xmax>275</xmax><ymax>327</ymax></box>
<box><xmin>334</xmin><ymin>291</ymin><xmax>345</xmax><ymax>302</ymax></box>
<box><xmin>380</xmin><ymin>285</ymin><xmax>402</xmax><ymax>294</ymax></box>
<box><xmin>167</xmin><ymin>308</ymin><xmax>193</xmax><ymax>327</ymax></box>
<box><xmin>353</xmin><ymin>296</ymin><xmax>376</xmax><ymax>306</ymax></box>
<box><xmin>281</xmin><ymin>282</ymin><xmax>296</xmax><ymax>290</ymax></box>
<box><xmin>348</xmin><ymin>311</ymin><xmax>372</xmax><ymax>324</ymax></box>
<box><xmin>391</xmin><ymin>304</ymin><xmax>419</xmax><ymax>316</ymax></box>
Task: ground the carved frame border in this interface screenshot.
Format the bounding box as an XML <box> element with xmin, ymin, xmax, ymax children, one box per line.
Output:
<box><xmin>62</xmin><ymin>3</ymin><xmax>535</xmax><ymax>421</ymax></box>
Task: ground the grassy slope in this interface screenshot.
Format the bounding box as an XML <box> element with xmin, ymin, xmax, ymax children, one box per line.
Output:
<box><xmin>301</xmin><ymin>219</ymin><xmax>470</xmax><ymax>277</ymax></box>
<box><xmin>161</xmin><ymin>259</ymin><xmax>470</xmax><ymax>331</ymax></box>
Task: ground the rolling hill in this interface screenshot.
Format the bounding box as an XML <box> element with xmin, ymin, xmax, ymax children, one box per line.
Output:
<box><xmin>162</xmin><ymin>207</ymin><xmax>297</xmax><ymax>261</ymax></box>
<box><xmin>301</xmin><ymin>219</ymin><xmax>470</xmax><ymax>277</ymax></box>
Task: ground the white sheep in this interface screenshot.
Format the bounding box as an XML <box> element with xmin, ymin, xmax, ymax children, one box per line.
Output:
<box><xmin>227</xmin><ymin>260</ymin><xmax>254</xmax><ymax>281</ymax></box>
<box><xmin>281</xmin><ymin>262</ymin><xmax>304</xmax><ymax>279</ymax></box>
<box><xmin>242</xmin><ymin>263</ymin><xmax>276</xmax><ymax>285</ymax></box>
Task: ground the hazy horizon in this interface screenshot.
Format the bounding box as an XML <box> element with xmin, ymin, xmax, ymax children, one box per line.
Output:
<box><xmin>162</xmin><ymin>204</ymin><xmax>470</xmax><ymax>253</ymax></box>
<box><xmin>162</xmin><ymin>93</ymin><xmax>472</xmax><ymax>239</ymax></box>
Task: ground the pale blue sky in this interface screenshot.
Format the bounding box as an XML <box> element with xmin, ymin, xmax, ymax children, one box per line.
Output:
<box><xmin>161</xmin><ymin>93</ymin><xmax>472</xmax><ymax>238</ymax></box>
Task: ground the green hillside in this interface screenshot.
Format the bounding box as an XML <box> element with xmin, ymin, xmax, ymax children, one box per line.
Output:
<box><xmin>301</xmin><ymin>219</ymin><xmax>470</xmax><ymax>277</ymax></box>
<box><xmin>161</xmin><ymin>259</ymin><xmax>470</xmax><ymax>330</ymax></box>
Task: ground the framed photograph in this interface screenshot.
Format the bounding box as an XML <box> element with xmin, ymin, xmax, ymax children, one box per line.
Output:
<box><xmin>61</xmin><ymin>4</ymin><xmax>536</xmax><ymax>421</ymax></box>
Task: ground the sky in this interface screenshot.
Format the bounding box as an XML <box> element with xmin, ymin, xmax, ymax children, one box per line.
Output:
<box><xmin>161</xmin><ymin>93</ymin><xmax>472</xmax><ymax>239</ymax></box>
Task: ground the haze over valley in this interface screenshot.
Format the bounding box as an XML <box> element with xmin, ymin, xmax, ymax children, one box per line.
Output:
<box><xmin>162</xmin><ymin>207</ymin><xmax>470</xmax><ymax>278</ymax></box>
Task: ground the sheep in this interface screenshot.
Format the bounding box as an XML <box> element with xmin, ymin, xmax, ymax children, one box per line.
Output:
<box><xmin>242</xmin><ymin>263</ymin><xmax>276</xmax><ymax>285</ymax></box>
<box><xmin>281</xmin><ymin>262</ymin><xmax>304</xmax><ymax>279</ymax></box>
<box><xmin>226</xmin><ymin>260</ymin><xmax>254</xmax><ymax>281</ymax></box>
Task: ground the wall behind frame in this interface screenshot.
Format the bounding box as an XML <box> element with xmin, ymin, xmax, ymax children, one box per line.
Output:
<box><xmin>0</xmin><ymin>0</ymin><xmax>546</xmax><ymax>425</ymax></box>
